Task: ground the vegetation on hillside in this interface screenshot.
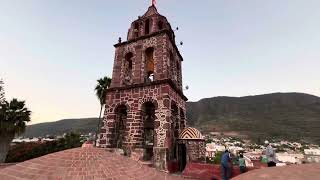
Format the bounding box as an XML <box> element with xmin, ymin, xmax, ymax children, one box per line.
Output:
<box><xmin>0</xmin><ymin>79</ymin><xmax>4</xmax><ymax>103</ymax></box>
<box><xmin>23</xmin><ymin>93</ymin><xmax>320</xmax><ymax>145</ymax></box>
<box><xmin>24</xmin><ymin>118</ymin><xmax>99</xmax><ymax>137</ymax></box>
<box><xmin>187</xmin><ymin>93</ymin><xmax>320</xmax><ymax>144</ymax></box>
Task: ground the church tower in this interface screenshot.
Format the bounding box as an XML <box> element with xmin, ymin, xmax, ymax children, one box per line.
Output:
<box><xmin>98</xmin><ymin>5</ymin><xmax>187</xmax><ymax>171</ymax></box>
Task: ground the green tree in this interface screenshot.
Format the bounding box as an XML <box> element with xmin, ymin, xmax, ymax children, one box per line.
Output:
<box><xmin>94</xmin><ymin>76</ymin><xmax>111</xmax><ymax>144</ymax></box>
<box><xmin>64</xmin><ymin>132</ymin><xmax>82</xmax><ymax>148</ymax></box>
<box><xmin>0</xmin><ymin>99</ymin><xmax>31</xmax><ymax>162</ymax></box>
<box><xmin>214</xmin><ymin>151</ymin><xmax>224</xmax><ymax>164</ymax></box>
<box><xmin>0</xmin><ymin>79</ymin><xmax>5</xmax><ymax>104</ymax></box>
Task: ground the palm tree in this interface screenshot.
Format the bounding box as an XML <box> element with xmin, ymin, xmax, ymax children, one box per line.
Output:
<box><xmin>94</xmin><ymin>76</ymin><xmax>112</xmax><ymax>145</ymax></box>
<box><xmin>0</xmin><ymin>99</ymin><xmax>31</xmax><ymax>162</ymax></box>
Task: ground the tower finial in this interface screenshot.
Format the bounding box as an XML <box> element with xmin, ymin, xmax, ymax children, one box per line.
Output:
<box><xmin>152</xmin><ymin>0</ymin><xmax>156</xmax><ymax>6</ymax></box>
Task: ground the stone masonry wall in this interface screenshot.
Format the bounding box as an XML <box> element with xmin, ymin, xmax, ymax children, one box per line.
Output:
<box><xmin>185</xmin><ymin>141</ymin><xmax>206</xmax><ymax>163</ymax></box>
<box><xmin>98</xmin><ymin>82</ymin><xmax>186</xmax><ymax>170</ymax></box>
<box><xmin>111</xmin><ymin>33</ymin><xmax>183</xmax><ymax>91</ymax></box>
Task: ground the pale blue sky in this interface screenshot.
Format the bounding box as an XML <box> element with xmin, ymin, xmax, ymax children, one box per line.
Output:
<box><xmin>1</xmin><ymin>0</ymin><xmax>319</xmax><ymax>124</ymax></box>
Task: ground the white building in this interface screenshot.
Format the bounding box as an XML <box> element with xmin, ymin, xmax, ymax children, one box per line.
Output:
<box><xmin>304</xmin><ymin>148</ymin><xmax>320</xmax><ymax>163</ymax></box>
<box><xmin>304</xmin><ymin>148</ymin><xmax>320</xmax><ymax>156</ymax></box>
<box><xmin>244</xmin><ymin>150</ymin><xmax>262</xmax><ymax>161</ymax></box>
<box><xmin>12</xmin><ymin>138</ymin><xmax>40</xmax><ymax>143</ymax></box>
<box><xmin>227</xmin><ymin>146</ymin><xmax>244</xmax><ymax>155</ymax></box>
<box><xmin>276</xmin><ymin>152</ymin><xmax>304</xmax><ymax>164</ymax></box>
<box><xmin>243</xmin><ymin>154</ymin><xmax>254</xmax><ymax>167</ymax></box>
<box><xmin>205</xmin><ymin>143</ymin><xmax>226</xmax><ymax>158</ymax></box>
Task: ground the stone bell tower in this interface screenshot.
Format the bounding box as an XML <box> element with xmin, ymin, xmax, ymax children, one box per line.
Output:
<box><xmin>98</xmin><ymin>5</ymin><xmax>187</xmax><ymax>171</ymax></box>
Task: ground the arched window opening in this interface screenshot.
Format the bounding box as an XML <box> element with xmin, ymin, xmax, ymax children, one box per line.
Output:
<box><xmin>134</xmin><ymin>22</ymin><xmax>139</xmax><ymax>38</ymax></box>
<box><xmin>142</xmin><ymin>101</ymin><xmax>156</xmax><ymax>161</ymax></box>
<box><xmin>158</xmin><ymin>21</ymin><xmax>164</xmax><ymax>30</ymax></box>
<box><xmin>145</xmin><ymin>19</ymin><xmax>150</xmax><ymax>35</ymax></box>
<box><xmin>177</xmin><ymin>61</ymin><xmax>181</xmax><ymax>87</ymax></box>
<box><xmin>145</xmin><ymin>47</ymin><xmax>155</xmax><ymax>82</ymax></box>
<box><xmin>176</xmin><ymin>61</ymin><xmax>180</xmax><ymax>70</ymax></box>
<box><xmin>125</xmin><ymin>53</ymin><xmax>133</xmax><ymax>70</ymax></box>
<box><xmin>169</xmin><ymin>51</ymin><xmax>176</xmax><ymax>80</ymax></box>
<box><xmin>124</xmin><ymin>52</ymin><xmax>133</xmax><ymax>85</ymax></box>
<box><xmin>180</xmin><ymin>108</ymin><xmax>186</xmax><ymax>130</ymax></box>
<box><xmin>114</xmin><ymin>105</ymin><xmax>128</xmax><ymax>148</ymax></box>
<box><xmin>170</xmin><ymin>51</ymin><xmax>174</xmax><ymax>62</ymax></box>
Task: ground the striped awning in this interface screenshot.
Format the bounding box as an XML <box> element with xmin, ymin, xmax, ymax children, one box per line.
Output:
<box><xmin>179</xmin><ymin>127</ymin><xmax>203</xmax><ymax>140</ymax></box>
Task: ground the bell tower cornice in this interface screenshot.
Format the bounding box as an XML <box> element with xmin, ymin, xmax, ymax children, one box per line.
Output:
<box><xmin>114</xmin><ymin>29</ymin><xmax>183</xmax><ymax>62</ymax></box>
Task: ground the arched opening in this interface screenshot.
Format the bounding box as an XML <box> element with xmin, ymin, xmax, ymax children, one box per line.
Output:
<box><xmin>145</xmin><ymin>19</ymin><xmax>150</xmax><ymax>35</ymax></box>
<box><xmin>141</xmin><ymin>101</ymin><xmax>156</xmax><ymax>161</ymax></box>
<box><xmin>178</xmin><ymin>143</ymin><xmax>187</xmax><ymax>171</ymax></box>
<box><xmin>134</xmin><ymin>22</ymin><xmax>139</xmax><ymax>38</ymax></box>
<box><xmin>125</xmin><ymin>52</ymin><xmax>133</xmax><ymax>69</ymax></box>
<box><xmin>169</xmin><ymin>51</ymin><xmax>176</xmax><ymax>81</ymax></box>
<box><xmin>180</xmin><ymin>108</ymin><xmax>186</xmax><ymax>130</ymax></box>
<box><xmin>113</xmin><ymin>104</ymin><xmax>128</xmax><ymax>148</ymax></box>
<box><xmin>124</xmin><ymin>52</ymin><xmax>133</xmax><ymax>85</ymax></box>
<box><xmin>158</xmin><ymin>21</ymin><xmax>164</xmax><ymax>30</ymax></box>
<box><xmin>176</xmin><ymin>61</ymin><xmax>181</xmax><ymax>87</ymax></box>
<box><xmin>170</xmin><ymin>102</ymin><xmax>179</xmax><ymax>160</ymax></box>
<box><xmin>145</xmin><ymin>47</ymin><xmax>155</xmax><ymax>82</ymax></box>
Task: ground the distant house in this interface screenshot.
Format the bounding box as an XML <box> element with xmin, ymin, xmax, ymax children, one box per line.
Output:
<box><xmin>304</xmin><ymin>148</ymin><xmax>320</xmax><ymax>163</ymax></box>
<box><xmin>276</xmin><ymin>152</ymin><xmax>304</xmax><ymax>164</ymax></box>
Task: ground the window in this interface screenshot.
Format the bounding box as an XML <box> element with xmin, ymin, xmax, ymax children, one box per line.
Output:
<box><xmin>124</xmin><ymin>52</ymin><xmax>133</xmax><ymax>85</ymax></box>
<box><xmin>169</xmin><ymin>51</ymin><xmax>175</xmax><ymax>79</ymax></box>
<box><xmin>145</xmin><ymin>19</ymin><xmax>150</xmax><ymax>35</ymax></box>
<box><xmin>134</xmin><ymin>22</ymin><xmax>139</xmax><ymax>38</ymax></box>
<box><xmin>158</xmin><ymin>21</ymin><xmax>164</xmax><ymax>30</ymax></box>
<box><xmin>125</xmin><ymin>52</ymin><xmax>133</xmax><ymax>70</ymax></box>
<box><xmin>145</xmin><ymin>47</ymin><xmax>154</xmax><ymax>82</ymax></box>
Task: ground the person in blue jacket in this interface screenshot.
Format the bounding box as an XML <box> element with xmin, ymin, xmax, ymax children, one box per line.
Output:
<box><xmin>221</xmin><ymin>150</ymin><xmax>231</xmax><ymax>180</ymax></box>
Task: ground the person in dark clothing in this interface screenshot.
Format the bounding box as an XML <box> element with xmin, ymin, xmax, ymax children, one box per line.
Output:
<box><xmin>221</xmin><ymin>150</ymin><xmax>231</xmax><ymax>180</ymax></box>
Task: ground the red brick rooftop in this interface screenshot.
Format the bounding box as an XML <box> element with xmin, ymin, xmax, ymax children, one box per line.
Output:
<box><xmin>0</xmin><ymin>147</ymin><xmax>187</xmax><ymax>180</ymax></box>
<box><xmin>232</xmin><ymin>163</ymin><xmax>320</xmax><ymax>180</ymax></box>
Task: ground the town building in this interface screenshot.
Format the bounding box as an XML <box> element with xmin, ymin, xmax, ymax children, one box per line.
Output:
<box><xmin>304</xmin><ymin>148</ymin><xmax>320</xmax><ymax>163</ymax></box>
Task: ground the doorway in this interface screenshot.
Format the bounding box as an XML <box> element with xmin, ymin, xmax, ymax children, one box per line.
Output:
<box><xmin>141</xmin><ymin>101</ymin><xmax>156</xmax><ymax>161</ymax></box>
<box><xmin>114</xmin><ymin>105</ymin><xmax>127</xmax><ymax>148</ymax></box>
<box><xmin>178</xmin><ymin>143</ymin><xmax>187</xmax><ymax>171</ymax></box>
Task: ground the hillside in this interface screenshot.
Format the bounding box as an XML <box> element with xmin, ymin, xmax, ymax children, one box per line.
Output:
<box><xmin>24</xmin><ymin>93</ymin><xmax>320</xmax><ymax>144</ymax></box>
<box><xmin>187</xmin><ymin>92</ymin><xmax>320</xmax><ymax>144</ymax></box>
<box><xmin>24</xmin><ymin>118</ymin><xmax>99</xmax><ymax>137</ymax></box>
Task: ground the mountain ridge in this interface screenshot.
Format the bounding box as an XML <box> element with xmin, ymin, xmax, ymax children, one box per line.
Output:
<box><xmin>24</xmin><ymin>92</ymin><xmax>320</xmax><ymax>144</ymax></box>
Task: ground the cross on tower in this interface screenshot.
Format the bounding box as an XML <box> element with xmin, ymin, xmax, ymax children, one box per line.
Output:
<box><xmin>152</xmin><ymin>0</ymin><xmax>156</xmax><ymax>6</ymax></box>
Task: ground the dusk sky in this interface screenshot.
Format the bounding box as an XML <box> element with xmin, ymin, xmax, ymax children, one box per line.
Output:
<box><xmin>1</xmin><ymin>0</ymin><xmax>319</xmax><ymax>124</ymax></box>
